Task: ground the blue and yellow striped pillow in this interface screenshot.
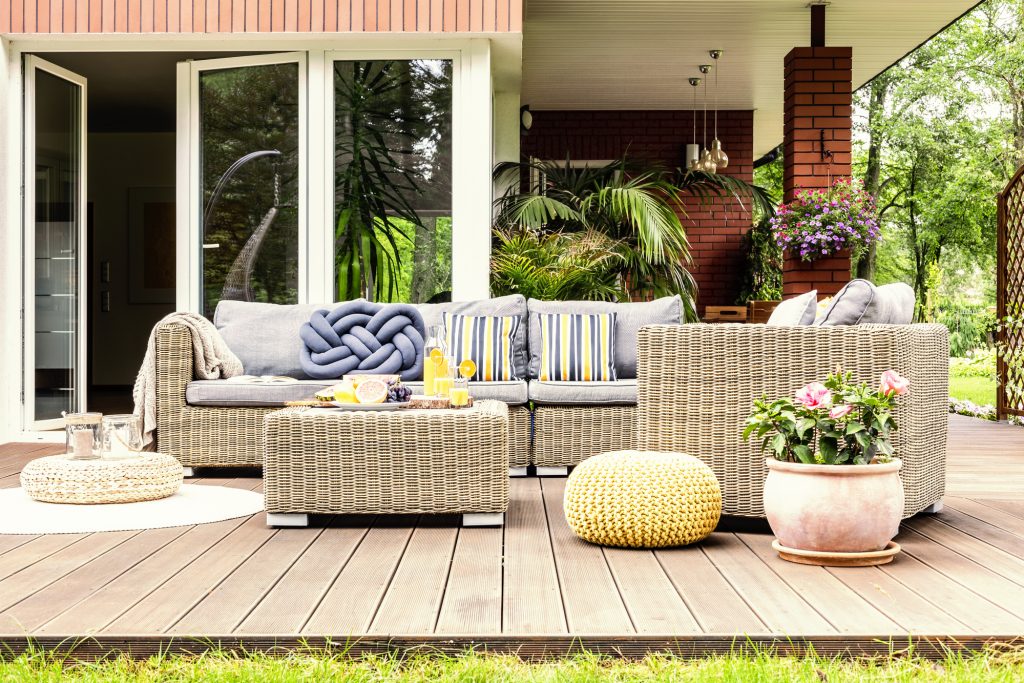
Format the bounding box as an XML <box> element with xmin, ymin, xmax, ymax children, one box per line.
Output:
<box><xmin>443</xmin><ymin>313</ymin><xmax>521</xmax><ymax>381</ymax></box>
<box><xmin>538</xmin><ymin>313</ymin><xmax>617</xmax><ymax>382</ymax></box>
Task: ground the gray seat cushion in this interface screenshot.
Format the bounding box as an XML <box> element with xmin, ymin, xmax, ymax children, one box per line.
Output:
<box><xmin>529</xmin><ymin>379</ymin><xmax>637</xmax><ymax>406</ymax></box>
<box><xmin>418</xmin><ymin>294</ymin><xmax>529</xmax><ymax>380</ymax></box>
<box><xmin>186</xmin><ymin>379</ymin><xmax>336</xmax><ymax>407</ymax></box>
<box><xmin>527</xmin><ymin>296</ymin><xmax>681</xmax><ymax>380</ymax></box>
<box><xmin>404</xmin><ymin>380</ymin><xmax>529</xmax><ymax>405</ymax></box>
<box><xmin>815</xmin><ymin>280</ymin><xmax>915</xmax><ymax>326</ymax></box>
<box><xmin>187</xmin><ymin>378</ymin><xmax>529</xmax><ymax>407</ymax></box>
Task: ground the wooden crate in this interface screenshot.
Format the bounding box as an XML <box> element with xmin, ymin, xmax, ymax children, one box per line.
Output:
<box><xmin>703</xmin><ymin>306</ymin><xmax>748</xmax><ymax>323</ymax></box>
<box><xmin>749</xmin><ymin>300</ymin><xmax>781</xmax><ymax>324</ymax></box>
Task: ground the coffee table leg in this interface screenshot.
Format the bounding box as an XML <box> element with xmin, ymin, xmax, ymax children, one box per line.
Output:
<box><xmin>182</xmin><ymin>467</ymin><xmax>195</xmax><ymax>478</ymax></box>
<box><xmin>535</xmin><ymin>466</ymin><xmax>568</xmax><ymax>477</ymax></box>
<box><xmin>508</xmin><ymin>466</ymin><xmax>528</xmax><ymax>478</ymax></box>
<box><xmin>267</xmin><ymin>513</ymin><xmax>309</xmax><ymax>528</ymax></box>
<box><xmin>463</xmin><ymin>513</ymin><xmax>504</xmax><ymax>527</ymax></box>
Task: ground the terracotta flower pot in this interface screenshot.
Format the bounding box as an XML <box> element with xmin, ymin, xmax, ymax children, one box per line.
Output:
<box><xmin>763</xmin><ymin>458</ymin><xmax>903</xmax><ymax>553</ymax></box>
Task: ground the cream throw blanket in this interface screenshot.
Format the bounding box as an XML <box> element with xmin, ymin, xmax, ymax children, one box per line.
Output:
<box><xmin>133</xmin><ymin>312</ymin><xmax>244</xmax><ymax>448</ymax></box>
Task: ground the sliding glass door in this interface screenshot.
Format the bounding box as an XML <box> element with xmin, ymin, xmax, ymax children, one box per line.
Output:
<box><xmin>24</xmin><ymin>57</ymin><xmax>88</xmax><ymax>430</ymax></box>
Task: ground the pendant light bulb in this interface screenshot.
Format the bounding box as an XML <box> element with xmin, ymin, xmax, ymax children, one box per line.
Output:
<box><xmin>708</xmin><ymin>49</ymin><xmax>729</xmax><ymax>169</ymax></box>
<box><xmin>699</xmin><ymin>64</ymin><xmax>713</xmax><ymax>173</ymax></box>
<box><xmin>687</xmin><ymin>77</ymin><xmax>702</xmax><ymax>171</ymax></box>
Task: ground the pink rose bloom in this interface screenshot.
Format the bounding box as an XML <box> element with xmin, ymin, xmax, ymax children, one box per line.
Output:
<box><xmin>829</xmin><ymin>404</ymin><xmax>853</xmax><ymax>420</ymax></box>
<box><xmin>880</xmin><ymin>370</ymin><xmax>910</xmax><ymax>396</ymax></box>
<box><xmin>795</xmin><ymin>382</ymin><xmax>832</xmax><ymax>410</ymax></box>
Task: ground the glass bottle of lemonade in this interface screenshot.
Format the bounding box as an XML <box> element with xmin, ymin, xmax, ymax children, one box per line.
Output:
<box><xmin>423</xmin><ymin>325</ymin><xmax>447</xmax><ymax>395</ymax></box>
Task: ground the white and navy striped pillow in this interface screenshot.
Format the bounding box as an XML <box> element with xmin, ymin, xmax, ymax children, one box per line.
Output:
<box><xmin>538</xmin><ymin>313</ymin><xmax>617</xmax><ymax>382</ymax></box>
<box><xmin>443</xmin><ymin>313</ymin><xmax>521</xmax><ymax>381</ymax></box>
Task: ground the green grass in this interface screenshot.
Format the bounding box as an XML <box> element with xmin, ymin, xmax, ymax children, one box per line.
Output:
<box><xmin>949</xmin><ymin>374</ymin><xmax>997</xmax><ymax>406</ymax></box>
<box><xmin>3</xmin><ymin>650</ymin><xmax>1024</xmax><ymax>682</ymax></box>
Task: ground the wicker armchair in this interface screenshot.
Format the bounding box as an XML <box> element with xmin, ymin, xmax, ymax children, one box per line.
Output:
<box><xmin>155</xmin><ymin>323</ymin><xmax>274</xmax><ymax>469</ymax></box>
<box><xmin>636</xmin><ymin>323</ymin><xmax>949</xmax><ymax>518</ymax></box>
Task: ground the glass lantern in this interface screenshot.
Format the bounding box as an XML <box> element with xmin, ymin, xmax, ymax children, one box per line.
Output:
<box><xmin>64</xmin><ymin>412</ymin><xmax>103</xmax><ymax>460</ymax></box>
<box><xmin>102</xmin><ymin>414</ymin><xmax>143</xmax><ymax>458</ymax></box>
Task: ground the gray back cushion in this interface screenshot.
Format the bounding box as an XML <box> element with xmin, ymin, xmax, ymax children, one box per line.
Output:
<box><xmin>217</xmin><ymin>295</ymin><xmax>531</xmax><ymax>379</ymax></box>
<box><xmin>418</xmin><ymin>294</ymin><xmax>529</xmax><ymax>380</ymax></box>
<box><xmin>215</xmin><ymin>300</ymin><xmax>333</xmax><ymax>378</ymax></box>
<box><xmin>527</xmin><ymin>296</ymin><xmax>682</xmax><ymax>379</ymax></box>
<box><xmin>766</xmin><ymin>290</ymin><xmax>818</xmax><ymax>326</ymax></box>
<box><xmin>816</xmin><ymin>280</ymin><xmax>916</xmax><ymax>326</ymax></box>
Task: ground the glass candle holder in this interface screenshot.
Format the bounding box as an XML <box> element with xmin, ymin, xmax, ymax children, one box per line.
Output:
<box><xmin>102</xmin><ymin>414</ymin><xmax>143</xmax><ymax>458</ymax></box>
<box><xmin>64</xmin><ymin>412</ymin><xmax>103</xmax><ymax>460</ymax></box>
<box><xmin>434</xmin><ymin>356</ymin><xmax>455</xmax><ymax>399</ymax></box>
<box><xmin>450</xmin><ymin>377</ymin><xmax>470</xmax><ymax>408</ymax></box>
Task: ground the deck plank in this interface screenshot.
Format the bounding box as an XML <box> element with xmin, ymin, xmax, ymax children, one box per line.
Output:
<box><xmin>656</xmin><ymin>544</ymin><xmax>768</xmax><ymax>635</ymax></box>
<box><xmin>502</xmin><ymin>478</ymin><xmax>566</xmax><ymax>634</ymax></box>
<box><xmin>907</xmin><ymin>515</ymin><xmax>1024</xmax><ymax>578</ymax></box>
<box><xmin>169</xmin><ymin>526</ymin><xmax>320</xmax><ymax>634</ymax></box>
<box><xmin>978</xmin><ymin>499</ymin><xmax>1024</xmax><ymax>519</ymax></box>
<box><xmin>237</xmin><ymin>521</ymin><xmax>366</xmax><ymax>635</ymax></box>
<box><xmin>435</xmin><ymin>527</ymin><xmax>504</xmax><ymax>635</ymax></box>
<box><xmin>0</xmin><ymin>534</ymin><xmax>93</xmax><ymax>584</ymax></box>
<box><xmin>875</xmin><ymin>546</ymin><xmax>1024</xmax><ymax>632</ymax></box>
<box><xmin>946</xmin><ymin>497</ymin><xmax>1024</xmax><ymax>535</ymax></box>
<box><xmin>701</xmin><ymin>533</ymin><xmax>836</xmax><ymax>634</ymax></box>
<box><xmin>539</xmin><ymin>478</ymin><xmax>632</xmax><ymax>634</ymax></box>
<box><xmin>303</xmin><ymin>523</ymin><xmax>414</xmax><ymax>635</ymax></box>
<box><xmin>106</xmin><ymin>514</ymin><xmax>274</xmax><ymax>633</ymax></box>
<box><xmin>37</xmin><ymin>517</ymin><xmax>250</xmax><ymax>634</ymax></box>
<box><xmin>6</xmin><ymin>526</ymin><xmax>187</xmax><ymax>633</ymax></box>
<box><xmin>737</xmin><ymin>532</ymin><xmax>900</xmax><ymax>634</ymax></box>
<box><xmin>369</xmin><ymin>524</ymin><xmax>459</xmax><ymax>634</ymax></box>
<box><xmin>603</xmin><ymin>547</ymin><xmax>700</xmax><ymax>634</ymax></box>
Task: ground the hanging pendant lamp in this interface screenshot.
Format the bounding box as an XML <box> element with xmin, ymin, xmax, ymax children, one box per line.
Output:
<box><xmin>687</xmin><ymin>77</ymin><xmax>701</xmax><ymax>171</ymax></box>
<box><xmin>709</xmin><ymin>49</ymin><xmax>729</xmax><ymax>169</ymax></box>
<box><xmin>698</xmin><ymin>64</ymin><xmax>716</xmax><ymax>174</ymax></box>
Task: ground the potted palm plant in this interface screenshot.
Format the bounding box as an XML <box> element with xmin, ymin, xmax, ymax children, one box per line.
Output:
<box><xmin>743</xmin><ymin>369</ymin><xmax>910</xmax><ymax>566</ymax></box>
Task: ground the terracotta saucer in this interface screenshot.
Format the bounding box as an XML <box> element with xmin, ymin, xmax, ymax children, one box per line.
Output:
<box><xmin>772</xmin><ymin>540</ymin><xmax>901</xmax><ymax>567</ymax></box>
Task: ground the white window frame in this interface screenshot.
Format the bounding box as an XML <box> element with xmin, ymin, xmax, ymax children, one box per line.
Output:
<box><xmin>22</xmin><ymin>56</ymin><xmax>89</xmax><ymax>431</ymax></box>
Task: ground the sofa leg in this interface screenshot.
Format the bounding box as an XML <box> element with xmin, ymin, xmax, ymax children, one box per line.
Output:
<box><xmin>535</xmin><ymin>466</ymin><xmax>569</xmax><ymax>477</ymax></box>
<box><xmin>182</xmin><ymin>467</ymin><xmax>195</xmax><ymax>478</ymax></box>
<box><xmin>267</xmin><ymin>513</ymin><xmax>309</xmax><ymax>528</ymax></box>
<box><xmin>508</xmin><ymin>466</ymin><xmax>528</xmax><ymax>478</ymax></box>
<box><xmin>463</xmin><ymin>513</ymin><xmax>504</xmax><ymax>527</ymax></box>
<box><xmin>921</xmin><ymin>500</ymin><xmax>944</xmax><ymax>514</ymax></box>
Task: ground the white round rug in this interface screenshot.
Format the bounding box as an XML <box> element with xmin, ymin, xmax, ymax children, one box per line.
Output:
<box><xmin>0</xmin><ymin>485</ymin><xmax>265</xmax><ymax>534</ymax></box>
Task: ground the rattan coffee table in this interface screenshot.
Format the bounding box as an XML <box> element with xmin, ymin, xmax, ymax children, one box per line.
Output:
<box><xmin>20</xmin><ymin>452</ymin><xmax>184</xmax><ymax>504</ymax></box>
<box><xmin>263</xmin><ymin>401</ymin><xmax>510</xmax><ymax>527</ymax></box>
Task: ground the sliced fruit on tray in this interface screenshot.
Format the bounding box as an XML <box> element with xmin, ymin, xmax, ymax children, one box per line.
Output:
<box><xmin>354</xmin><ymin>378</ymin><xmax>389</xmax><ymax>404</ymax></box>
<box><xmin>333</xmin><ymin>380</ymin><xmax>358</xmax><ymax>404</ymax></box>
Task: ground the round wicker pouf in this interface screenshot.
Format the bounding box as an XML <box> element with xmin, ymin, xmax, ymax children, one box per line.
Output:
<box><xmin>564</xmin><ymin>451</ymin><xmax>722</xmax><ymax>548</ymax></box>
<box><xmin>20</xmin><ymin>453</ymin><xmax>184</xmax><ymax>505</ymax></box>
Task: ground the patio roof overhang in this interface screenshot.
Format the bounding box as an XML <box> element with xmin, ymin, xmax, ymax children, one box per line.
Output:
<box><xmin>521</xmin><ymin>0</ymin><xmax>982</xmax><ymax>157</ymax></box>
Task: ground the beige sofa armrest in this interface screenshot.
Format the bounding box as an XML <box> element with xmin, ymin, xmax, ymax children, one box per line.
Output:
<box><xmin>636</xmin><ymin>323</ymin><xmax>949</xmax><ymax>517</ymax></box>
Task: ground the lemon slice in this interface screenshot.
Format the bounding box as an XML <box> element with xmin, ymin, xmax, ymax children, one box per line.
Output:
<box><xmin>354</xmin><ymin>378</ymin><xmax>388</xmax><ymax>404</ymax></box>
<box><xmin>458</xmin><ymin>359</ymin><xmax>477</xmax><ymax>379</ymax></box>
<box><xmin>429</xmin><ymin>347</ymin><xmax>444</xmax><ymax>365</ymax></box>
<box><xmin>332</xmin><ymin>380</ymin><xmax>357</xmax><ymax>404</ymax></box>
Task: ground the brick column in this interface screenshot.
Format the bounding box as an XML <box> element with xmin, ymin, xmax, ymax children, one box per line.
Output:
<box><xmin>782</xmin><ymin>46</ymin><xmax>853</xmax><ymax>298</ymax></box>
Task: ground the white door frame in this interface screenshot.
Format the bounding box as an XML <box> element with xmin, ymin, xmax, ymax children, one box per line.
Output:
<box><xmin>177</xmin><ymin>52</ymin><xmax>308</xmax><ymax>313</ymax></box>
<box><xmin>23</xmin><ymin>56</ymin><xmax>89</xmax><ymax>431</ymax></box>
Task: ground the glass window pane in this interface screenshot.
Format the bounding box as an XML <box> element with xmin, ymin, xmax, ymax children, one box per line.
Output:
<box><xmin>200</xmin><ymin>62</ymin><xmax>300</xmax><ymax>318</ymax></box>
<box><xmin>33</xmin><ymin>70</ymin><xmax>82</xmax><ymax>421</ymax></box>
<box><xmin>333</xmin><ymin>59</ymin><xmax>453</xmax><ymax>303</ymax></box>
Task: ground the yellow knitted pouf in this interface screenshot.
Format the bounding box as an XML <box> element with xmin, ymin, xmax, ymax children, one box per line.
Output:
<box><xmin>564</xmin><ymin>451</ymin><xmax>721</xmax><ymax>548</ymax></box>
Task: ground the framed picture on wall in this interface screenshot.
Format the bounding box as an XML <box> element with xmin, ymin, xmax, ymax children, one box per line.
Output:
<box><xmin>128</xmin><ymin>187</ymin><xmax>176</xmax><ymax>304</ymax></box>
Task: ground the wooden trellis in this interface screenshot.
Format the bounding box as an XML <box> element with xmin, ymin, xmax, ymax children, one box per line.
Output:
<box><xmin>997</xmin><ymin>165</ymin><xmax>1024</xmax><ymax>419</ymax></box>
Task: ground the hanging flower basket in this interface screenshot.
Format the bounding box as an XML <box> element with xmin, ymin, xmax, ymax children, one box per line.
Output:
<box><xmin>770</xmin><ymin>178</ymin><xmax>881</xmax><ymax>263</ymax></box>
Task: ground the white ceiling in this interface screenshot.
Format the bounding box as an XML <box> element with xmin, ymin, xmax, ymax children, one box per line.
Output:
<box><xmin>521</xmin><ymin>0</ymin><xmax>981</xmax><ymax>157</ymax></box>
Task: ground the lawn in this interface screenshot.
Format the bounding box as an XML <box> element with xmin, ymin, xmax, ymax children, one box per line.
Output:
<box><xmin>3</xmin><ymin>650</ymin><xmax>1024</xmax><ymax>682</ymax></box>
<box><xmin>949</xmin><ymin>374</ymin><xmax>997</xmax><ymax>406</ymax></box>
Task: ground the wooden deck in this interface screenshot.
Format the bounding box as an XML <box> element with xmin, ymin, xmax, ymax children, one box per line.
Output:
<box><xmin>1</xmin><ymin>414</ymin><xmax>1023</xmax><ymax>659</ymax></box>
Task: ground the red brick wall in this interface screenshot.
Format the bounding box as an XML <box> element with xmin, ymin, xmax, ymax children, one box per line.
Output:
<box><xmin>522</xmin><ymin>110</ymin><xmax>754</xmax><ymax>315</ymax></box>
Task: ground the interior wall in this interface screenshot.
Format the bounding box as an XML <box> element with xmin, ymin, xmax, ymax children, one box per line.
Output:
<box><xmin>89</xmin><ymin>132</ymin><xmax>176</xmax><ymax>386</ymax></box>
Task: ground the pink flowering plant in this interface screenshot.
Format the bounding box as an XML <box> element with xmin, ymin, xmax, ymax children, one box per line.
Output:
<box><xmin>770</xmin><ymin>177</ymin><xmax>881</xmax><ymax>262</ymax></box>
<box><xmin>743</xmin><ymin>369</ymin><xmax>909</xmax><ymax>465</ymax></box>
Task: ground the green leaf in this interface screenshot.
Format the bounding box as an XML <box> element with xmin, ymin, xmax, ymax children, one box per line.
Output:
<box><xmin>796</xmin><ymin>418</ymin><xmax>816</xmax><ymax>439</ymax></box>
<box><xmin>820</xmin><ymin>437</ymin><xmax>839</xmax><ymax>464</ymax></box>
<box><xmin>792</xmin><ymin>445</ymin><xmax>815</xmax><ymax>464</ymax></box>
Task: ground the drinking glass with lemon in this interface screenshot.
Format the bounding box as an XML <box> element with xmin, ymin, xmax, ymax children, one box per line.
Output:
<box><xmin>450</xmin><ymin>359</ymin><xmax>475</xmax><ymax>408</ymax></box>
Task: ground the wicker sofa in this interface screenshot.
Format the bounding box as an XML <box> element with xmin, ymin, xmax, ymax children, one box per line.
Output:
<box><xmin>153</xmin><ymin>295</ymin><xmax>681</xmax><ymax>471</ymax></box>
<box><xmin>635</xmin><ymin>323</ymin><xmax>949</xmax><ymax>518</ymax></box>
